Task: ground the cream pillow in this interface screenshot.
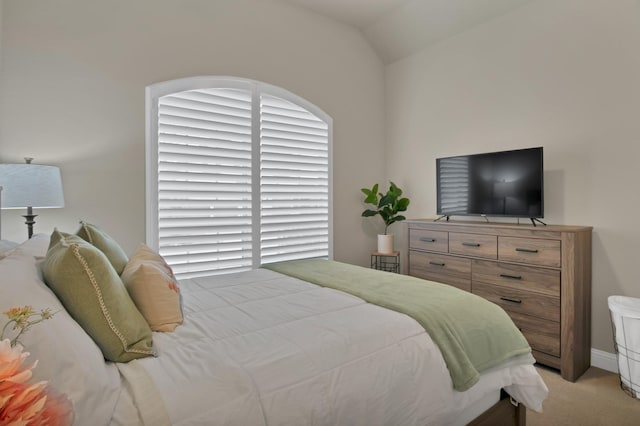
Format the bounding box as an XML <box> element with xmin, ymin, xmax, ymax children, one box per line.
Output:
<box><xmin>42</xmin><ymin>230</ymin><xmax>155</xmax><ymax>362</ymax></box>
<box><xmin>121</xmin><ymin>243</ymin><xmax>183</xmax><ymax>332</ymax></box>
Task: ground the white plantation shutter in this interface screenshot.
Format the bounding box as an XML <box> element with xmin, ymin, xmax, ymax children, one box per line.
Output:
<box><xmin>157</xmin><ymin>88</ymin><xmax>253</xmax><ymax>278</ymax></box>
<box><xmin>147</xmin><ymin>77</ymin><xmax>332</xmax><ymax>278</ymax></box>
<box><xmin>260</xmin><ymin>94</ymin><xmax>329</xmax><ymax>264</ymax></box>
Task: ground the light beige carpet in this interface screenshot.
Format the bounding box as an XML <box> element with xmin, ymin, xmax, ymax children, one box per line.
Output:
<box><xmin>528</xmin><ymin>366</ymin><xmax>640</xmax><ymax>425</ymax></box>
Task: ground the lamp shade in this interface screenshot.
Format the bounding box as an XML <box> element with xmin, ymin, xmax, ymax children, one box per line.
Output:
<box><xmin>0</xmin><ymin>163</ymin><xmax>65</xmax><ymax>209</ymax></box>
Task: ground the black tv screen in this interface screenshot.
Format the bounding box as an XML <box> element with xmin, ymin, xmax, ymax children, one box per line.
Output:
<box><xmin>436</xmin><ymin>147</ymin><xmax>544</xmax><ymax>219</ymax></box>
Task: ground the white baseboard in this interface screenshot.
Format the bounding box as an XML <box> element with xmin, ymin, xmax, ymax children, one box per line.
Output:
<box><xmin>591</xmin><ymin>348</ymin><xmax>619</xmax><ymax>373</ymax></box>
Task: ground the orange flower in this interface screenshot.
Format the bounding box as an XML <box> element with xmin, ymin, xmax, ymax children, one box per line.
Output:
<box><xmin>28</xmin><ymin>384</ymin><xmax>74</xmax><ymax>426</ymax></box>
<box><xmin>0</xmin><ymin>339</ymin><xmax>73</xmax><ymax>426</ymax></box>
<box><xmin>0</xmin><ymin>380</ymin><xmax>48</xmax><ymax>424</ymax></box>
<box><xmin>0</xmin><ymin>340</ymin><xmax>34</xmax><ymax>385</ymax></box>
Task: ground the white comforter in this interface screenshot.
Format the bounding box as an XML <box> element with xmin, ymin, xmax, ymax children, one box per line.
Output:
<box><xmin>112</xmin><ymin>268</ymin><xmax>547</xmax><ymax>425</ymax></box>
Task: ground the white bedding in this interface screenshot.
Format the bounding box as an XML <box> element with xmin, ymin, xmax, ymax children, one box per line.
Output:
<box><xmin>111</xmin><ymin>268</ymin><xmax>548</xmax><ymax>426</ymax></box>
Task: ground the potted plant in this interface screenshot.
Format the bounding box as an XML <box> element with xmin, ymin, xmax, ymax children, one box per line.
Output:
<box><xmin>361</xmin><ymin>181</ymin><xmax>410</xmax><ymax>254</ymax></box>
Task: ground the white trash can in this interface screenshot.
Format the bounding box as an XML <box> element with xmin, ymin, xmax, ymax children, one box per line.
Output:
<box><xmin>608</xmin><ymin>295</ymin><xmax>640</xmax><ymax>399</ymax></box>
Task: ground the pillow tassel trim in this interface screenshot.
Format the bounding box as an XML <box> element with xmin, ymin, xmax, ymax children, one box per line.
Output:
<box><xmin>70</xmin><ymin>243</ymin><xmax>155</xmax><ymax>357</ymax></box>
<box><xmin>79</xmin><ymin>222</ymin><xmax>94</xmax><ymax>244</ymax></box>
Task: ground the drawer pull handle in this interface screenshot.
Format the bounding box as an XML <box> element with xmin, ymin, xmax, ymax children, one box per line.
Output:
<box><xmin>500</xmin><ymin>296</ymin><xmax>522</xmax><ymax>304</ymax></box>
<box><xmin>462</xmin><ymin>242</ymin><xmax>481</xmax><ymax>247</ymax></box>
<box><xmin>429</xmin><ymin>261</ymin><xmax>445</xmax><ymax>267</ymax></box>
<box><xmin>420</xmin><ymin>238</ymin><xmax>436</xmax><ymax>243</ymax></box>
<box><xmin>500</xmin><ymin>273</ymin><xmax>522</xmax><ymax>280</ymax></box>
<box><xmin>516</xmin><ymin>248</ymin><xmax>539</xmax><ymax>253</ymax></box>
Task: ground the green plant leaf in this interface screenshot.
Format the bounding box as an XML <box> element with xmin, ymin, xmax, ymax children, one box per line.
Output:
<box><xmin>361</xmin><ymin>184</ymin><xmax>379</xmax><ymax>205</ymax></box>
<box><xmin>379</xmin><ymin>194</ymin><xmax>393</xmax><ymax>208</ymax></box>
<box><xmin>389</xmin><ymin>181</ymin><xmax>402</xmax><ymax>197</ymax></box>
<box><xmin>388</xmin><ymin>215</ymin><xmax>406</xmax><ymax>225</ymax></box>
<box><xmin>360</xmin><ymin>181</ymin><xmax>410</xmax><ymax>230</ymax></box>
<box><xmin>396</xmin><ymin>197</ymin><xmax>410</xmax><ymax>211</ymax></box>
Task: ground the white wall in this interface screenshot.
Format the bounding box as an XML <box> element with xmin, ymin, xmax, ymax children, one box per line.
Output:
<box><xmin>386</xmin><ymin>0</ymin><xmax>640</xmax><ymax>353</ymax></box>
<box><xmin>4</xmin><ymin>0</ymin><xmax>635</xmax><ymax>358</ymax></box>
<box><xmin>0</xmin><ymin>1</ymin><xmax>3</xmax><ymax>70</ymax></box>
<box><xmin>0</xmin><ymin>1</ymin><xmax>3</xmax><ymax>183</ymax></box>
<box><xmin>0</xmin><ymin>0</ymin><xmax>386</xmax><ymax>266</ymax></box>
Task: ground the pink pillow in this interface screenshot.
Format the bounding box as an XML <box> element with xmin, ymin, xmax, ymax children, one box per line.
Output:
<box><xmin>121</xmin><ymin>244</ymin><xmax>183</xmax><ymax>332</ymax></box>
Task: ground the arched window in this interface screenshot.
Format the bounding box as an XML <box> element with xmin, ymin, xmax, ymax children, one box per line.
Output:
<box><xmin>146</xmin><ymin>77</ymin><xmax>332</xmax><ymax>278</ymax></box>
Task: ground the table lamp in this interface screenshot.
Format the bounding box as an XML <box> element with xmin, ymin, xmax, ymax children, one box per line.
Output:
<box><xmin>0</xmin><ymin>158</ymin><xmax>65</xmax><ymax>238</ymax></box>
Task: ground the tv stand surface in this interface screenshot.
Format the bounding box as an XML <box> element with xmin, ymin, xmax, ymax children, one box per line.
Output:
<box><xmin>407</xmin><ymin>218</ymin><xmax>592</xmax><ymax>381</ymax></box>
<box><xmin>435</xmin><ymin>215</ymin><xmax>548</xmax><ymax>226</ymax></box>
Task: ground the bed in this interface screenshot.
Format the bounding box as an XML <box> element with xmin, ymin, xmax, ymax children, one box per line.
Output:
<box><xmin>0</xmin><ymin>232</ymin><xmax>548</xmax><ymax>426</ymax></box>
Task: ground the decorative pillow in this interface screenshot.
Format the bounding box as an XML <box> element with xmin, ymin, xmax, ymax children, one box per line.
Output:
<box><xmin>0</xmin><ymin>248</ymin><xmax>121</xmax><ymax>425</ymax></box>
<box><xmin>0</xmin><ymin>239</ymin><xmax>19</xmax><ymax>259</ymax></box>
<box><xmin>42</xmin><ymin>230</ymin><xmax>155</xmax><ymax>362</ymax></box>
<box><xmin>0</xmin><ymin>234</ymin><xmax>50</xmax><ymax>261</ymax></box>
<box><xmin>121</xmin><ymin>243</ymin><xmax>183</xmax><ymax>332</ymax></box>
<box><xmin>0</xmin><ymin>239</ymin><xmax>18</xmax><ymax>252</ymax></box>
<box><xmin>76</xmin><ymin>221</ymin><xmax>129</xmax><ymax>274</ymax></box>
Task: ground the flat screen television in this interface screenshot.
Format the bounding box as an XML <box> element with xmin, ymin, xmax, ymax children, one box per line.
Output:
<box><xmin>436</xmin><ymin>147</ymin><xmax>544</xmax><ymax>219</ymax></box>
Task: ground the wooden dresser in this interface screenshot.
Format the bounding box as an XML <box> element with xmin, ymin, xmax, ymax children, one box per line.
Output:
<box><xmin>407</xmin><ymin>219</ymin><xmax>592</xmax><ymax>381</ymax></box>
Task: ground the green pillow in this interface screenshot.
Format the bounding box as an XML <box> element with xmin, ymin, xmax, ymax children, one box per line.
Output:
<box><xmin>77</xmin><ymin>222</ymin><xmax>129</xmax><ymax>274</ymax></box>
<box><xmin>43</xmin><ymin>230</ymin><xmax>155</xmax><ymax>362</ymax></box>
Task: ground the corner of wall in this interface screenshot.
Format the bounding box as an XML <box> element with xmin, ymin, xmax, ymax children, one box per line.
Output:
<box><xmin>591</xmin><ymin>348</ymin><xmax>619</xmax><ymax>374</ymax></box>
<box><xmin>0</xmin><ymin>0</ymin><xmax>3</xmax><ymax>67</ymax></box>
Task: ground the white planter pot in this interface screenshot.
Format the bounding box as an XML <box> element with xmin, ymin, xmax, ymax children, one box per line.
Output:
<box><xmin>377</xmin><ymin>234</ymin><xmax>394</xmax><ymax>254</ymax></box>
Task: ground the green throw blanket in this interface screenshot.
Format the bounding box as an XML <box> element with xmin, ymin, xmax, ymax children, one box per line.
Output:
<box><xmin>263</xmin><ymin>259</ymin><xmax>532</xmax><ymax>392</ymax></box>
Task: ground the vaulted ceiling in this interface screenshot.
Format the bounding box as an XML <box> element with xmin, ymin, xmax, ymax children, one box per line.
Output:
<box><xmin>284</xmin><ymin>0</ymin><xmax>534</xmax><ymax>64</ymax></box>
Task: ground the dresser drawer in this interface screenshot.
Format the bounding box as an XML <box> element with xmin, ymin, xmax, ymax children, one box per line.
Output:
<box><xmin>409</xmin><ymin>251</ymin><xmax>471</xmax><ymax>292</ymax></box>
<box><xmin>508</xmin><ymin>311</ymin><xmax>560</xmax><ymax>357</ymax></box>
<box><xmin>449</xmin><ymin>232</ymin><xmax>497</xmax><ymax>259</ymax></box>
<box><xmin>498</xmin><ymin>236</ymin><xmax>561</xmax><ymax>267</ymax></box>
<box><xmin>406</xmin><ymin>220</ymin><xmax>592</xmax><ymax>381</ymax></box>
<box><xmin>409</xmin><ymin>229</ymin><xmax>448</xmax><ymax>252</ymax></box>
<box><xmin>472</xmin><ymin>282</ymin><xmax>560</xmax><ymax>322</ymax></box>
<box><xmin>471</xmin><ymin>259</ymin><xmax>560</xmax><ymax>297</ymax></box>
